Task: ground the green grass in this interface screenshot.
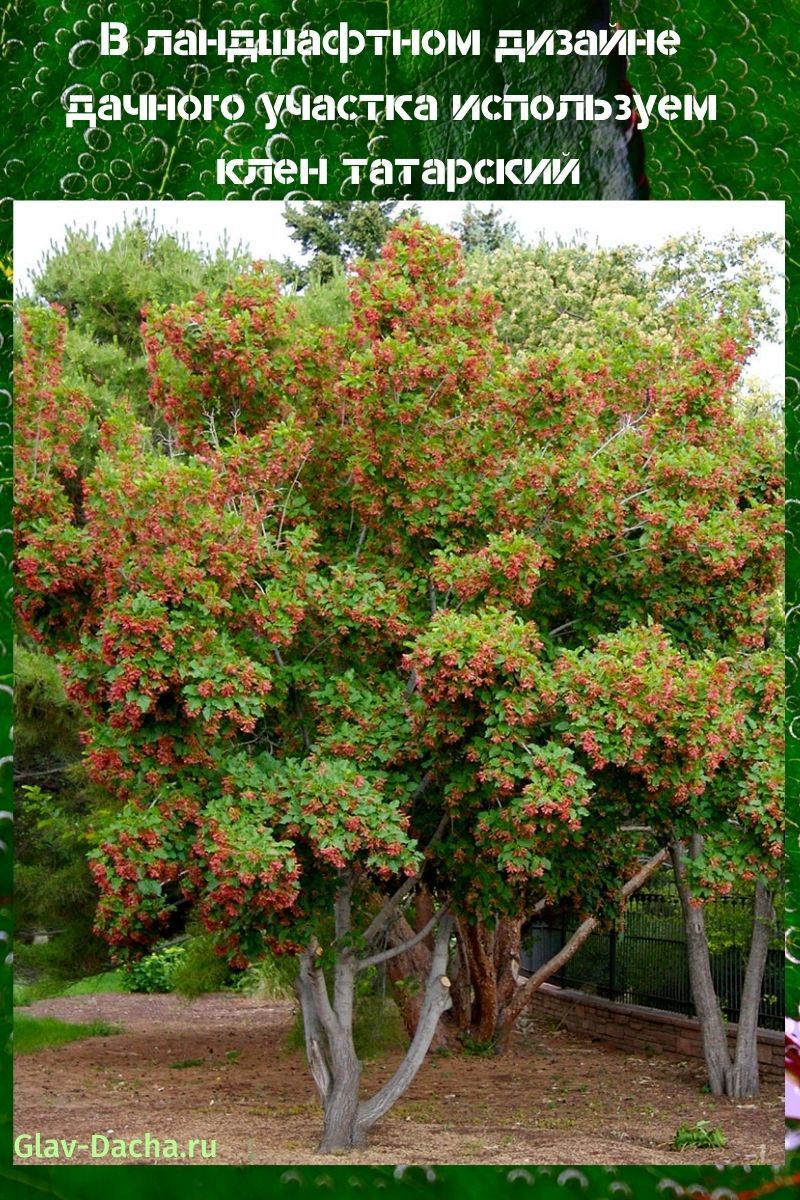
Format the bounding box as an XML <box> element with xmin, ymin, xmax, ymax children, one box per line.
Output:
<box><xmin>14</xmin><ymin>969</ymin><xmax>126</xmax><ymax>1007</ymax></box>
<box><xmin>285</xmin><ymin>994</ymin><xmax>407</xmax><ymax>1061</ymax></box>
<box><xmin>169</xmin><ymin>1057</ymin><xmax>204</xmax><ymax>1070</ymax></box>
<box><xmin>232</xmin><ymin>952</ymin><xmax>297</xmax><ymax>1001</ymax></box>
<box><xmin>63</xmin><ymin>970</ymin><xmax>126</xmax><ymax>996</ymax></box>
<box><xmin>13</xmin><ymin>982</ymin><xmax>33</xmax><ymax>1007</ymax></box>
<box><xmin>13</xmin><ymin>1014</ymin><xmax>122</xmax><ymax>1055</ymax></box>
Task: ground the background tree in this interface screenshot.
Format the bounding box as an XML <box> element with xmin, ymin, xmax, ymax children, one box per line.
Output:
<box><xmin>14</xmin><ymin>647</ymin><xmax>110</xmax><ymax>982</ymax></box>
<box><xmin>281</xmin><ymin>201</ymin><xmax>415</xmax><ymax>288</ymax></box>
<box><xmin>16</xmin><ymin>222</ymin><xmax>783</xmax><ymax>1149</ymax></box>
<box><xmin>464</xmin><ymin>231</ymin><xmax>782</xmax><ymax>380</ymax></box>
<box><xmin>14</xmin><ymin>215</ymin><xmax>253</xmax><ymax>983</ymax></box>
<box><xmin>25</xmin><ymin>215</ymin><xmax>253</xmax><ymax>421</ymax></box>
<box><xmin>449</xmin><ymin>203</ymin><xmax>519</xmax><ymax>256</ymax></box>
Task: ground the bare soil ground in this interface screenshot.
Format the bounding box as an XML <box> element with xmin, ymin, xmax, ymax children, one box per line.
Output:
<box><xmin>14</xmin><ymin>992</ymin><xmax>782</xmax><ymax>1166</ymax></box>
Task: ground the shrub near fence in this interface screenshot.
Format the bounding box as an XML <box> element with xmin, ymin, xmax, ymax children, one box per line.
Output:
<box><xmin>521</xmin><ymin>875</ymin><xmax>783</xmax><ymax>1031</ymax></box>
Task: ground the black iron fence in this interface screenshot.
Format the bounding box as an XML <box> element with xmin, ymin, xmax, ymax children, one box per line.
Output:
<box><xmin>520</xmin><ymin>882</ymin><xmax>783</xmax><ymax>1032</ymax></box>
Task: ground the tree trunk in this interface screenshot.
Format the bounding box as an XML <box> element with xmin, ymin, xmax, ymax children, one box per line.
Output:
<box><xmin>381</xmin><ymin>851</ymin><xmax>667</xmax><ymax>1055</ymax></box>
<box><xmin>495</xmin><ymin>848</ymin><xmax>669</xmax><ymax>1050</ymax></box>
<box><xmin>319</xmin><ymin>949</ymin><xmax>363</xmax><ymax>1151</ymax></box>
<box><xmin>389</xmin><ymin>912</ymin><xmax>522</xmax><ymax>1048</ymax></box>
<box><xmin>671</xmin><ymin>839</ymin><xmax>776</xmax><ymax>1099</ymax></box>
<box><xmin>385</xmin><ymin>912</ymin><xmax>453</xmax><ymax>1050</ymax></box>
<box><xmin>385</xmin><ymin>912</ymin><xmax>431</xmax><ymax>1038</ymax></box>
<box><xmin>495</xmin><ymin>912</ymin><xmax>599</xmax><ymax>1050</ymax></box>
<box><xmin>296</xmin><ymin>877</ymin><xmax>456</xmax><ymax>1153</ymax></box>
<box><xmin>494</xmin><ymin>916</ymin><xmax>523</xmax><ymax>1013</ymax></box>
<box><xmin>448</xmin><ymin>919</ymin><xmax>473</xmax><ymax>1031</ymax></box>
<box><xmin>414</xmin><ymin>884</ymin><xmax>436</xmax><ymax>950</ymax></box>
<box><xmin>670</xmin><ymin>838</ymin><xmax>734</xmax><ymax>1096</ymax></box>
<box><xmin>729</xmin><ymin>881</ymin><xmax>774</xmax><ymax>1098</ymax></box>
<box><xmin>296</xmin><ymin>877</ymin><xmax>367</xmax><ymax>1153</ymax></box>
<box><xmin>357</xmin><ymin>913</ymin><xmax>454</xmax><ymax>1135</ymax></box>
<box><xmin>318</xmin><ymin>1028</ymin><xmax>363</xmax><ymax>1151</ymax></box>
<box><xmin>464</xmin><ymin>920</ymin><xmax>498</xmax><ymax>1044</ymax></box>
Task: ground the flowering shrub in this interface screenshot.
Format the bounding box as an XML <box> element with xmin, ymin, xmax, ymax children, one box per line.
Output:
<box><xmin>15</xmin><ymin>221</ymin><xmax>783</xmax><ymax>969</ymax></box>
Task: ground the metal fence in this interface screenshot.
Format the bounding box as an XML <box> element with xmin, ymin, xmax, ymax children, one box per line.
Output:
<box><xmin>520</xmin><ymin>881</ymin><xmax>783</xmax><ymax>1032</ymax></box>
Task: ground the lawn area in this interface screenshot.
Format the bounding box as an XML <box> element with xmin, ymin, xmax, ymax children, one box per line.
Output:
<box><xmin>14</xmin><ymin>1014</ymin><xmax>121</xmax><ymax>1055</ymax></box>
<box><xmin>14</xmin><ymin>970</ymin><xmax>126</xmax><ymax>1007</ymax></box>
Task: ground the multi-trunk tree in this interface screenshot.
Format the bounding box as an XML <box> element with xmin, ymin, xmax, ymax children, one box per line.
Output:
<box><xmin>16</xmin><ymin>222</ymin><xmax>782</xmax><ymax>1149</ymax></box>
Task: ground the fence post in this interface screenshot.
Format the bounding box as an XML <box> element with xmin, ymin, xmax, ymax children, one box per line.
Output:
<box><xmin>609</xmin><ymin>929</ymin><xmax>617</xmax><ymax>1001</ymax></box>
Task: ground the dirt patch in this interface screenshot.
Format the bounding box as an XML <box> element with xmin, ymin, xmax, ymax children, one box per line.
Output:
<box><xmin>14</xmin><ymin>993</ymin><xmax>782</xmax><ymax>1165</ymax></box>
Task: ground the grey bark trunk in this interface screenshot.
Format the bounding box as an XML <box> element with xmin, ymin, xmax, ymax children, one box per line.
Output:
<box><xmin>297</xmin><ymin>877</ymin><xmax>454</xmax><ymax>1153</ymax></box>
<box><xmin>729</xmin><ymin>880</ymin><xmax>774</xmax><ymax>1099</ymax></box>
<box><xmin>296</xmin><ymin>946</ymin><xmax>365</xmax><ymax>1152</ymax></box>
<box><xmin>670</xmin><ymin>838</ymin><xmax>774</xmax><ymax>1099</ymax></box>
<box><xmin>670</xmin><ymin>838</ymin><xmax>733</xmax><ymax>1096</ymax></box>
<box><xmin>320</xmin><ymin>947</ymin><xmax>364</xmax><ymax>1151</ymax></box>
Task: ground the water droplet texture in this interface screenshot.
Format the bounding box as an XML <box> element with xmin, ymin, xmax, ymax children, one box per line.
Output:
<box><xmin>4</xmin><ymin>1</ymin><xmax>651</xmax><ymax>202</ymax></box>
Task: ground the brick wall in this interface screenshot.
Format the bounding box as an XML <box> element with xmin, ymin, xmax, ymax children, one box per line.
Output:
<box><xmin>527</xmin><ymin>982</ymin><xmax>783</xmax><ymax>1079</ymax></box>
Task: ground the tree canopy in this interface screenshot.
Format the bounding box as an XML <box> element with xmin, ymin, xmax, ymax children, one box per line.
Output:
<box><xmin>464</xmin><ymin>230</ymin><xmax>782</xmax><ymax>368</ymax></box>
<box><xmin>15</xmin><ymin>220</ymin><xmax>783</xmax><ymax>1148</ymax></box>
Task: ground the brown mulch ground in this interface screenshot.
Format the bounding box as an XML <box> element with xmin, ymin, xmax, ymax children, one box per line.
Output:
<box><xmin>14</xmin><ymin>993</ymin><xmax>783</xmax><ymax>1165</ymax></box>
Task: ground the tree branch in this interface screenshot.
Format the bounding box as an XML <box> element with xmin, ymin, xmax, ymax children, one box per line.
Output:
<box><xmin>276</xmin><ymin>450</ymin><xmax>310</xmax><ymax>546</ymax></box>
<box><xmin>590</xmin><ymin>397</ymin><xmax>651</xmax><ymax>460</ymax></box>
<box><xmin>334</xmin><ymin>872</ymin><xmax>353</xmax><ymax>943</ymax></box>
<box><xmin>621</xmin><ymin>487</ymin><xmax>652</xmax><ymax>506</ymax></box>
<box><xmin>548</xmin><ymin>619</ymin><xmax>577</xmax><ymax>639</ymax></box>
<box><xmin>410</xmin><ymin>769</ymin><xmax>436</xmax><ymax>804</ymax></box>
<box><xmin>297</xmin><ymin>952</ymin><xmax>333</xmax><ymax>1103</ymax></box>
<box><xmin>332</xmin><ymin>875</ymin><xmax>356</xmax><ymax>1029</ymax></box>
<box><xmin>357</xmin><ymin>904</ymin><xmax>450</xmax><ymax>972</ymax></box>
<box><xmin>497</xmin><ymin>847</ymin><xmax>669</xmax><ymax>1043</ymax></box>
<box><xmin>301</xmin><ymin>940</ymin><xmax>339</xmax><ymax>1038</ymax></box>
<box><xmin>358</xmin><ymin>912</ymin><xmax>454</xmax><ymax>1130</ymax></box>
<box><xmin>359</xmin><ymin>810</ymin><xmax>447</xmax><ymax>947</ymax></box>
<box><xmin>618</xmin><ymin>847</ymin><xmax>670</xmax><ymax>897</ymax></box>
<box><xmin>354</xmin><ymin>523</ymin><xmax>368</xmax><ymax>561</ymax></box>
<box><xmin>15</xmin><ymin>765</ymin><xmax>71</xmax><ymax>779</ymax></box>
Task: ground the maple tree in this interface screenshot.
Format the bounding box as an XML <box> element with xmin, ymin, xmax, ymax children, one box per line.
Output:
<box><xmin>16</xmin><ymin>222</ymin><xmax>782</xmax><ymax>1149</ymax></box>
